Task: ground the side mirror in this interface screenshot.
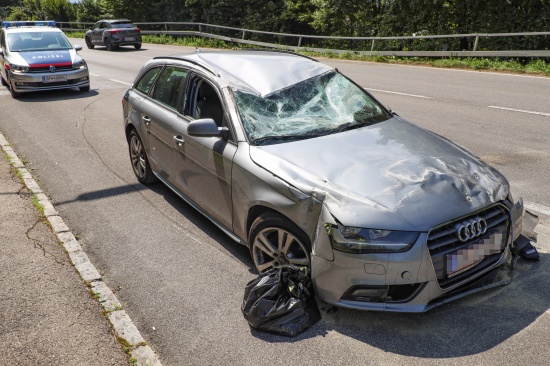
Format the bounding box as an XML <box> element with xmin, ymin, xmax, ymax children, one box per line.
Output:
<box><xmin>187</xmin><ymin>118</ymin><xmax>229</xmax><ymax>139</ymax></box>
<box><xmin>74</xmin><ymin>45</ymin><xmax>82</xmax><ymax>51</ymax></box>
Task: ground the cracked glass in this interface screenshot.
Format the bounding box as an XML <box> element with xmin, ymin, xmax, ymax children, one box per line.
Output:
<box><xmin>234</xmin><ymin>71</ymin><xmax>391</xmax><ymax>145</ymax></box>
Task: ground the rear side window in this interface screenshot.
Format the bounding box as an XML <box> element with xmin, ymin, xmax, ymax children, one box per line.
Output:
<box><xmin>151</xmin><ymin>66</ymin><xmax>188</xmax><ymax>110</ymax></box>
<box><xmin>135</xmin><ymin>67</ymin><xmax>162</xmax><ymax>95</ymax></box>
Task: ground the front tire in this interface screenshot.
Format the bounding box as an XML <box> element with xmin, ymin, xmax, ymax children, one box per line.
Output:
<box><xmin>128</xmin><ymin>129</ymin><xmax>156</xmax><ymax>185</ymax></box>
<box><xmin>9</xmin><ymin>78</ymin><xmax>21</xmax><ymax>98</ymax></box>
<box><xmin>134</xmin><ymin>43</ymin><xmax>142</xmax><ymax>50</ymax></box>
<box><xmin>85</xmin><ymin>37</ymin><xmax>94</xmax><ymax>49</ymax></box>
<box><xmin>249</xmin><ymin>212</ymin><xmax>311</xmax><ymax>273</ymax></box>
<box><xmin>79</xmin><ymin>85</ymin><xmax>90</xmax><ymax>92</ymax></box>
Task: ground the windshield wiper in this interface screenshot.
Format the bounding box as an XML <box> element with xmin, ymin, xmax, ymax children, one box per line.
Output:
<box><xmin>331</xmin><ymin>121</ymin><xmax>375</xmax><ymax>134</ymax></box>
<box><xmin>252</xmin><ymin>134</ymin><xmax>322</xmax><ymax>145</ymax></box>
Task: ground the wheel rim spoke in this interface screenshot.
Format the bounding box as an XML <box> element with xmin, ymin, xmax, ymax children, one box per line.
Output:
<box><xmin>255</xmin><ymin>232</ymin><xmax>277</xmax><ymax>257</ymax></box>
<box><xmin>256</xmin><ymin>260</ymin><xmax>276</xmax><ymax>273</ymax></box>
<box><xmin>280</xmin><ymin>230</ymin><xmax>294</xmax><ymax>254</ymax></box>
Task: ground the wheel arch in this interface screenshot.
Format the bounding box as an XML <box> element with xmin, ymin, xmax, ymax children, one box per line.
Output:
<box><xmin>246</xmin><ymin>205</ymin><xmax>312</xmax><ymax>249</ymax></box>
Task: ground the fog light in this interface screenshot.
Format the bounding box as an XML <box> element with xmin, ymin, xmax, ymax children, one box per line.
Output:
<box><xmin>342</xmin><ymin>286</ymin><xmax>389</xmax><ymax>302</ymax></box>
<box><xmin>341</xmin><ymin>283</ymin><xmax>424</xmax><ymax>303</ymax></box>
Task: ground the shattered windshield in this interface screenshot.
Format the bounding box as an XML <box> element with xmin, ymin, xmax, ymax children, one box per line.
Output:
<box><xmin>234</xmin><ymin>71</ymin><xmax>391</xmax><ymax>145</ymax></box>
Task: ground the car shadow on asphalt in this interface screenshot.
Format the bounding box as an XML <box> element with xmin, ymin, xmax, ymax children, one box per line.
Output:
<box><xmin>140</xmin><ymin>180</ymin><xmax>550</xmax><ymax>356</ymax></box>
<box><xmin>251</xmin><ymin>255</ymin><xmax>549</xmax><ymax>357</ymax></box>
<box><xmin>6</xmin><ymin>88</ymin><xmax>99</xmax><ymax>102</ymax></box>
<box><xmin>94</xmin><ymin>47</ymin><xmax>146</xmax><ymax>53</ymax></box>
<box><xmin>144</xmin><ymin>181</ymin><xmax>256</xmax><ymax>270</ymax></box>
<box><xmin>58</xmin><ymin>180</ymin><xmax>548</xmax><ymax>357</ymax></box>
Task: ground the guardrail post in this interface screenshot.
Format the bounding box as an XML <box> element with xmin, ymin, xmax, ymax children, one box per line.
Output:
<box><xmin>164</xmin><ymin>23</ymin><xmax>168</xmax><ymax>31</ymax></box>
<box><xmin>242</xmin><ymin>31</ymin><xmax>246</xmax><ymax>40</ymax></box>
<box><xmin>371</xmin><ymin>39</ymin><xmax>375</xmax><ymax>51</ymax></box>
<box><xmin>199</xmin><ymin>24</ymin><xmax>202</xmax><ymax>33</ymax></box>
<box><xmin>473</xmin><ymin>35</ymin><xmax>479</xmax><ymax>51</ymax></box>
<box><xmin>298</xmin><ymin>36</ymin><xmax>302</xmax><ymax>47</ymax></box>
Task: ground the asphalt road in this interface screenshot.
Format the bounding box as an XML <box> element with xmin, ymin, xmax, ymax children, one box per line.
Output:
<box><xmin>1</xmin><ymin>40</ymin><xmax>549</xmax><ymax>365</ymax></box>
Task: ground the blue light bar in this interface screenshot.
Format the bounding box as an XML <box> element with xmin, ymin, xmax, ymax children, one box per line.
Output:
<box><xmin>2</xmin><ymin>20</ymin><xmax>56</xmax><ymax>28</ymax></box>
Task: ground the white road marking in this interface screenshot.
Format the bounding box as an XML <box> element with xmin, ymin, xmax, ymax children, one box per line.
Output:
<box><xmin>488</xmin><ymin>106</ymin><xmax>550</xmax><ymax>117</ymax></box>
<box><xmin>90</xmin><ymin>73</ymin><xmax>99</xmax><ymax>77</ymax></box>
<box><xmin>366</xmin><ymin>88</ymin><xmax>432</xmax><ymax>99</ymax></box>
<box><xmin>109</xmin><ymin>79</ymin><xmax>132</xmax><ymax>86</ymax></box>
<box><xmin>525</xmin><ymin>202</ymin><xmax>550</xmax><ymax>216</ymax></box>
<box><xmin>332</xmin><ymin>57</ymin><xmax>550</xmax><ymax>80</ymax></box>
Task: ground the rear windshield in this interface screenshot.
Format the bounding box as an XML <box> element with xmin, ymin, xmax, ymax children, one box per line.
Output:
<box><xmin>234</xmin><ymin>71</ymin><xmax>391</xmax><ymax>145</ymax></box>
<box><xmin>8</xmin><ymin>31</ymin><xmax>72</xmax><ymax>51</ymax></box>
<box><xmin>111</xmin><ymin>22</ymin><xmax>135</xmax><ymax>28</ymax></box>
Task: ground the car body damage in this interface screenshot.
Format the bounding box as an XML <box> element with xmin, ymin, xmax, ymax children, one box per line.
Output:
<box><xmin>123</xmin><ymin>50</ymin><xmax>530</xmax><ymax>312</ymax></box>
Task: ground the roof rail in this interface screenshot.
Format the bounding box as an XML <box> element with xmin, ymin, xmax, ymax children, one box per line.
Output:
<box><xmin>239</xmin><ymin>48</ymin><xmax>319</xmax><ymax>62</ymax></box>
<box><xmin>1</xmin><ymin>20</ymin><xmax>56</xmax><ymax>28</ymax></box>
<box><xmin>153</xmin><ymin>56</ymin><xmax>220</xmax><ymax>77</ymax></box>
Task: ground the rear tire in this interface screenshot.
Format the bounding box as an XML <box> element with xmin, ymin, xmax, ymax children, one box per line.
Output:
<box><xmin>128</xmin><ymin>129</ymin><xmax>157</xmax><ymax>185</ymax></box>
<box><xmin>105</xmin><ymin>38</ymin><xmax>114</xmax><ymax>51</ymax></box>
<box><xmin>85</xmin><ymin>37</ymin><xmax>94</xmax><ymax>49</ymax></box>
<box><xmin>1</xmin><ymin>75</ymin><xmax>7</xmax><ymax>86</ymax></box>
<box><xmin>134</xmin><ymin>43</ymin><xmax>142</xmax><ymax>50</ymax></box>
<box><xmin>249</xmin><ymin>212</ymin><xmax>311</xmax><ymax>273</ymax></box>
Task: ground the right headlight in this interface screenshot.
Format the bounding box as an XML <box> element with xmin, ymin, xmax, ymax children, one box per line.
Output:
<box><xmin>328</xmin><ymin>224</ymin><xmax>419</xmax><ymax>254</ymax></box>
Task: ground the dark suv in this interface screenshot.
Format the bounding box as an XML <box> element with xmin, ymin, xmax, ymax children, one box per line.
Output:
<box><xmin>85</xmin><ymin>19</ymin><xmax>141</xmax><ymax>51</ymax></box>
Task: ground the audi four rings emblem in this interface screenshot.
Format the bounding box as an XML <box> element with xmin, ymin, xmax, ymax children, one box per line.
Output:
<box><xmin>455</xmin><ymin>218</ymin><xmax>488</xmax><ymax>242</ymax></box>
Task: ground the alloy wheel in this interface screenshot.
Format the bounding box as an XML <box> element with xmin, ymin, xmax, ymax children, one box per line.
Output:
<box><xmin>130</xmin><ymin>134</ymin><xmax>146</xmax><ymax>179</ymax></box>
<box><xmin>251</xmin><ymin>227</ymin><xmax>310</xmax><ymax>273</ymax></box>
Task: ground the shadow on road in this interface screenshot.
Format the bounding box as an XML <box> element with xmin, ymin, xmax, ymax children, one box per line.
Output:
<box><xmin>252</xmin><ymin>255</ymin><xmax>548</xmax><ymax>358</ymax></box>
<box><xmin>6</xmin><ymin>88</ymin><xmax>99</xmax><ymax>102</ymax></box>
<box><xmin>54</xmin><ymin>179</ymin><xmax>548</xmax><ymax>358</ymax></box>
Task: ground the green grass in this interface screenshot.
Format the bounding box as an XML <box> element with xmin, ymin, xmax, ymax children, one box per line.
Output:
<box><xmin>65</xmin><ymin>32</ymin><xmax>550</xmax><ymax>76</ymax></box>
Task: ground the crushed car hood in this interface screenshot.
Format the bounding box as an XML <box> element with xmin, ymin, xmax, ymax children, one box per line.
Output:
<box><xmin>249</xmin><ymin>117</ymin><xmax>509</xmax><ymax>231</ymax></box>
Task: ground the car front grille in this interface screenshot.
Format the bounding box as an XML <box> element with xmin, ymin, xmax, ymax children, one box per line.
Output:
<box><xmin>427</xmin><ymin>203</ymin><xmax>510</xmax><ymax>289</ymax></box>
<box><xmin>29</xmin><ymin>66</ymin><xmax>73</xmax><ymax>73</ymax></box>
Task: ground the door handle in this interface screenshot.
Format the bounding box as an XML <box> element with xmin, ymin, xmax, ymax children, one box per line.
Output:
<box><xmin>174</xmin><ymin>135</ymin><xmax>185</xmax><ymax>145</ymax></box>
<box><xmin>142</xmin><ymin>115</ymin><xmax>151</xmax><ymax>125</ymax></box>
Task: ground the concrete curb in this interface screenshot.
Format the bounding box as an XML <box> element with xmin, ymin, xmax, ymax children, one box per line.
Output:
<box><xmin>0</xmin><ymin>132</ymin><xmax>162</xmax><ymax>366</ymax></box>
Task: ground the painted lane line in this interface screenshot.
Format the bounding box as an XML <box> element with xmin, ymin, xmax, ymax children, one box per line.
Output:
<box><xmin>109</xmin><ymin>79</ymin><xmax>132</xmax><ymax>86</ymax></box>
<box><xmin>525</xmin><ymin>201</ymin><xmax>550</xmax><ymax>217</ymax></box>
<box><xmin>366</xmin><ymin>87</ymin><xmax>432</xmax><ymax>99</ymax></box>
<box><xmin>89</xmin><ymin>73</ymin><xmax>99</xmax><ymax>77</ymax></box>
<box><xmin>488</xmin><ymin>106</ymin><xmax>550</xmax><ymax>117</ymax></box>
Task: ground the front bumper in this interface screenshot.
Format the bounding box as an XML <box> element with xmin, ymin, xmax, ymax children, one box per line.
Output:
<box><xmin>311</xmin><ymin>199</ymin><xmax>523</xmax><ymax>312</ymax></box>
<box><xmin>9</xmin><ymin>68</ymin><xmax>90</xmax><ymax>93</ymax></box>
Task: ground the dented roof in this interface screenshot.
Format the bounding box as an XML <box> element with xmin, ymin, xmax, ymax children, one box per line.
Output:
<box><xmin>175</xmin><ymin>50</ymin><xmax>334</xmax><ymax>97</ymax></box>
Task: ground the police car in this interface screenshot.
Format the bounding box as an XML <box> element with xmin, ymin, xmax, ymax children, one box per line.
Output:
<box><xmin>0</xmin><ymin>21</ymin><xmax>90</xmax><ymax>98</ymax></box>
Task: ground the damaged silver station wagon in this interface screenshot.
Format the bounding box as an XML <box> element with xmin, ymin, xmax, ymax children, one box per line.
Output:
<box><xmin>123</xmin><ymin>50</ymin><xmax>525</xmax><ymax>312</ymax></box>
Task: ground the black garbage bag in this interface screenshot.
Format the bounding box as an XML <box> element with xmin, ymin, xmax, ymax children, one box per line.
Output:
<box><xmin>241</xmin><ymin>265</ymin><xmax>320</xmax><ymax>337</ymax></box>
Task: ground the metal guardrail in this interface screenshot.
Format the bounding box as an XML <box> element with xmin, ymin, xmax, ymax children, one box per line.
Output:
<box><xmin>58</xmin><ymin>22</ymin><xmax>550</xmax><ymax>58</ymax></box>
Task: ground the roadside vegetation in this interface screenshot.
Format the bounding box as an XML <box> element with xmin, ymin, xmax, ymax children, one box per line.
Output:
<box><xmin>66</xmin><ymin>32</ymin><xmax>550</xmax><ymax>77</ymax></box>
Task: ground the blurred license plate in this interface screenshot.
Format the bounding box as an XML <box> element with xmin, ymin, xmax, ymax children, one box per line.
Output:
<box><xmin>125</xmin><ymin>37</ymin><xmax>135</xmax><ymax>41</ymax></box>
<box><xmin>446</xmin><ymin>233</ymin><xmax>504</xmax><ymax>277</ymax></box>
<box><xmin>43</xmin><ymin>75</ymin><xmax>67</xmax><ymax>83</ymax></box>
